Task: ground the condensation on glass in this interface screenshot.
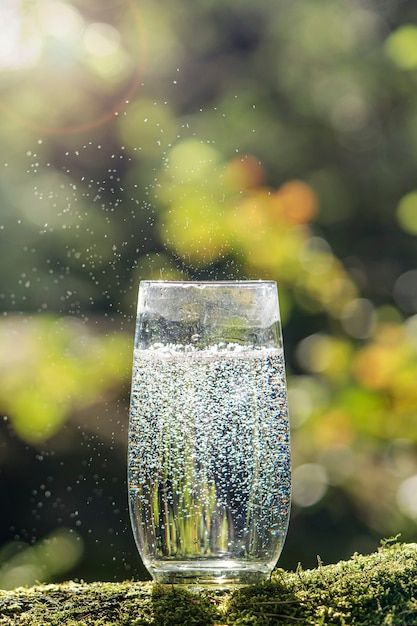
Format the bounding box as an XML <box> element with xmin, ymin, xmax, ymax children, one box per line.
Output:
<box><xmin>128</xmin><ymin>280</ymin><xmax>291</xmax><ymax>585</ymax></box>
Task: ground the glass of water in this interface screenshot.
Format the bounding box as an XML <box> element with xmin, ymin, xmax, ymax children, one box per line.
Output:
<box><xmin>128</xmin><ymin>280</ymin><xmax>291</xmax><ymax>585</ymax></box>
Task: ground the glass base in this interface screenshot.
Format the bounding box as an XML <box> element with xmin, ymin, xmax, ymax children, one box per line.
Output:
<box><xmin>149</xmin><ymin>559</ymin><xmax>272</xmax><ymax>586</ymax></box>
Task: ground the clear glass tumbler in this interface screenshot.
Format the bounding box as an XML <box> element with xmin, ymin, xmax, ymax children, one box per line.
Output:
<box><xmin>128</xmin><ymin>280</ymin><xmax>291</xmax><ymax>585</ymax></box>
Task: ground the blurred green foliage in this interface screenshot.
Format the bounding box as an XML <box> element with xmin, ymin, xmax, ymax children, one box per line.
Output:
<box><xmin>0</xmin><ymin>529</ymin><xmax>82</xmax><ymax>590</ymax></box>
<box><xmin>0</xmin><ymin>317</ymin><xmax>130</xmax><ymax>442</ymax></box>
<box><xmin>0</xmin><ymin>0</ymin><xmax>417</xmax><ymax>587</ymax></box>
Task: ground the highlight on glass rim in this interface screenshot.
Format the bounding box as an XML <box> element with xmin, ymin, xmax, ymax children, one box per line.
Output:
<box><xmin>1</xmin><ymin>0</ymin><xmax>417</xmax><ymax>622</ymax></box>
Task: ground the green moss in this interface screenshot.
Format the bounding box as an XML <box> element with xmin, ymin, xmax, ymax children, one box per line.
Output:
<box><xmin>227</xmin><ymin>541</ymin><xmax>417</xmax><ymax>625</ymax></box>
<box><xmin>150</xmin><ymin>586</ymin><xmax>224</xmax><ymax>626</ymax></box>
<box><xmin>0</xmin><ymin>543</ymin><xmax>416</xmax><ymax>626</ymax></box>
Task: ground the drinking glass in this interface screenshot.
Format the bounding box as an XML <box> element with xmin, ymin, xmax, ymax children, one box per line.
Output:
<box><xmin>128</xmin><ymin>280</ymin><xmax>291</xmax><ymax>585</ymax></box>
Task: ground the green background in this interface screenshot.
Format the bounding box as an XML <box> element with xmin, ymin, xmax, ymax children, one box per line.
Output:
<box><xmin>0</xmin><ymin>0</ymin><xmax>417</xmax><ymax>587</ymax></box>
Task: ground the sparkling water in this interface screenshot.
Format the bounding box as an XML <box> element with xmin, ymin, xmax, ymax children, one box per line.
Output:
<box><xmin>128</xmin><ymin>343</ymin><xmax>290</xmax><ymax>584</ymax></box>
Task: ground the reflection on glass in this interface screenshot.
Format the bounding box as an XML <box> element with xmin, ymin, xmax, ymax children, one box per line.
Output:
<box><xmin>128</xmin><ymin>280</ymin><xmax>291</xmax><ymax>585</ymax></box>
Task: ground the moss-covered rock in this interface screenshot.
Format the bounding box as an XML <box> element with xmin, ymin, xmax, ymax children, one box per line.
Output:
<box><xmin>0</xmin><ymin>542</ymin><xmax>416</xmax><ymax>625</ymax></box>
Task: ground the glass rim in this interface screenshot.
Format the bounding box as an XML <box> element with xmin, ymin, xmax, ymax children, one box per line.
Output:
<box><xmin>139</xmin><ymin>280</ymin><xmax>277</xmax><ymax>287</ymax></box>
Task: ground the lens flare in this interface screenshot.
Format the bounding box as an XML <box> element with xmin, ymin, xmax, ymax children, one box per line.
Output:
<box><xmin>0</xmin><ymin>0</ymin><xmax>146</xmax><ymax>135</ymax></box>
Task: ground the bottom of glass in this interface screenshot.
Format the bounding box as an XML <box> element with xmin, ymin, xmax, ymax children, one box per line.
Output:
<box><xmin>148</xmin><ymin>558</ymin><xmax>272</xmax><ymax>586</ymax></box>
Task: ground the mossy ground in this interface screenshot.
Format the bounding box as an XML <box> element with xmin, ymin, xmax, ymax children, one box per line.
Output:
<box><xmin>0</xmin><ymin>542</ymin><xmax>416</xmax><ymax>626</ymax></box>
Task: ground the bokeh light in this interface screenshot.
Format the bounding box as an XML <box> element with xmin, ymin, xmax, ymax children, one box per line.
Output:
<box><xmin>0</xmin><ymin>0</ymin><xmax>144</xmax><ymax>133</ymax></box>
<box><xmin>397</xmin><ymin>474</ymin><xmax>417</xmax><ymax>520</ymax></box>
<box><xmin>397</xmin><ymin>191</ymin><xmax>417</xmax><ymax>235</ymax></box>
<box><xmin>0</xmin><ymin>0</ymin><xmax>417</xmax><ymax>584</ymax></box>
<box><xmin>341</xmin><ymin>298</ymin><xmax>376</xmax><ymax>339</ymax></box>
<box><xmin>0</xmin><ymin>529</ymin><xmax>82</xmax><ymax>590</ymax></box>
<box><xmin>292</xmin><ymin>464</ymin><xmax>328</xmax><ymax>508</ymax></box>
<box><xmin>394</xmin><ymin>270</ymin><xmax>417</xmax><ymax>313</ymax></box>
<box><xmin>385</xmin><ymin>25</ymin><xmax>417</xmax><ymax>70</ymax></box>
